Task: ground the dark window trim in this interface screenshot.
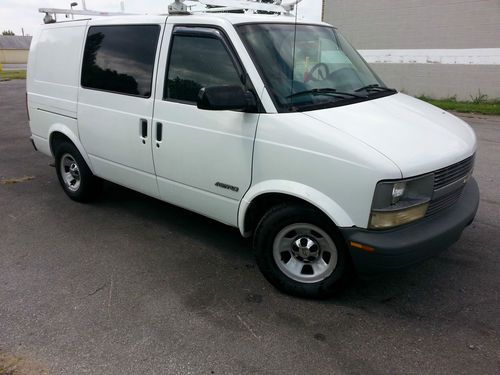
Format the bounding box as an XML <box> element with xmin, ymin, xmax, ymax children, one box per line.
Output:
<box><xmin>165</xmin><ymin>97</ymin><xmax>199</xmax><ymax>106</ymax></box>
<box><xmin>80</xmin><ymin>24</ymin><xmax>161</xmax><ymax>99</ymax></box>
<box><xmin>163</xmin><ymin>24</ymin><xmax>260</xmax><ymax>111</ymax></box>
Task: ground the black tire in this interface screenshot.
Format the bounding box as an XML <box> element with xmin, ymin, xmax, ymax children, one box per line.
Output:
<box><xmin>54</xmin><ymin>141</ymin><xmax>101</xmax><ymax>202</ymax></box>
<box><xmin>254</xmin><ymin>204</ymin><xmax>353</xmax><ymax>299</ymax></box>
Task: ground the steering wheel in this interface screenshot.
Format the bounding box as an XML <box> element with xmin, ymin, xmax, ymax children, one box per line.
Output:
<box><xmin>307</xmin><ymin>63</ymin><xmax>330</xmax><ymax>82</ymax></box>
<box><xmin>326</xmin><ymin>67</ymin><xmax>363</xmax><ymax>90</ymax></box>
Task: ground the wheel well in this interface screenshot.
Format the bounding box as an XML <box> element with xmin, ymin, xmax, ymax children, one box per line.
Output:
<box><xmin>243</xmin><ymin>193</ymin><xmax>332</xmax><ymax>237</ymax></box>
<box><xmin>49</xmin><ymin>132</ymin><xmax>73</xmax><ymax>156</ymax></box>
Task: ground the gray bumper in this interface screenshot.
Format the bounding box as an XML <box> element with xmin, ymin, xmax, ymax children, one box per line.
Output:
<box><xmin>341</xmin><ymin>177</ymin><xmax>480</xmax><ymax>275</ymax></box>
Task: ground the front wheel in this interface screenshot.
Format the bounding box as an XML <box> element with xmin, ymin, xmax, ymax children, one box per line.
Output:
<box><xmin>254</xmin><ymin>204</ymin><xmax>352</xmax><ymax>298</ymax></box>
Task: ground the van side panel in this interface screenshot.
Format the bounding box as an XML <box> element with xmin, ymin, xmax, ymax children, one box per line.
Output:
<box><xmin>27</xmin><ymin>22</ymin><xmax>88</xmax><ymax>155</ymax></box>
<box><xmin>247</xmin><ymin>113</ymin><xmax>402</xmax><ymax>229</ymax></box>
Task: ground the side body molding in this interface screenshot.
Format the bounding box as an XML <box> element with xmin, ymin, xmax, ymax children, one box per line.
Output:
<box><xmin>238</xmin><ymin>179</ymin><xmax>354</xmax><ymax>236</ymax></box>
<box><xmin>48</xmin><ymin>123</ymin><xmax>94</xmax><ymax>173</ymax></box>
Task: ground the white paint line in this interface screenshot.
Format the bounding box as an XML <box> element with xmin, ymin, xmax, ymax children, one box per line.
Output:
<box><xmin>359</xmin><ymin>48</ymin><xmax>500</xmax><ymax>65</ymax></box>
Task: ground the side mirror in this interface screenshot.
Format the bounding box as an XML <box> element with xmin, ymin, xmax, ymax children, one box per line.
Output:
<box><xmin>197</xmin><ymin>85</ymin><xmax>257</xmax><ymax>111</ymax></box>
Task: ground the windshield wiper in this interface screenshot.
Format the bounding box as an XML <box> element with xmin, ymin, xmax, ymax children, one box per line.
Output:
<box><xmin>354</xmin><ymin>84</ymin><xmax>397</xmax><ymax>93</ymax></box>
<box><xmin>286</xmin><ymin>88</ymin><xmax>366</xmax><ymax>99</ymax></box>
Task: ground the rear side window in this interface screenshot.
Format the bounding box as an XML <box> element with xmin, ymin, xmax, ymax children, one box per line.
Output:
<box><xmin>165</xmin><ymin>35</ymin><xmax>243</xmax><ymax>103</ymax></box>
<box><xmin>81</xmin><ymin>25</ymin><xmax>160</xmax><ymax>97</ymax></box>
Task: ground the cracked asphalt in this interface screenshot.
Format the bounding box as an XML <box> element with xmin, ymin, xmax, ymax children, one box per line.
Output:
<box><xmin>1</xmin><ymin>79</ymin><xmax>499</xmax><ymax>374</ymax></box>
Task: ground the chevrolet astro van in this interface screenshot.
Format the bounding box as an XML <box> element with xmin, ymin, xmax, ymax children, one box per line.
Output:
<box><xmin>27</xmin><ymin>12</ymin><xmax>479</xmax><ymax>298</ymax></box>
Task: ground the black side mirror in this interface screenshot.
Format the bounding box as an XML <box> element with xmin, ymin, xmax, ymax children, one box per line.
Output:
<box><xmin>197</xmin><ymin>85</ymin><xmax>257</xmax><ymax>111</ymax></box>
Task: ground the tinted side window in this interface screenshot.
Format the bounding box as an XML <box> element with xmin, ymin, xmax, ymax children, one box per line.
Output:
<box><xmin>82</xmin><ymin>25</ymin><xmax>160</xmax><ymax>97</ymax></box>
<box><xmin>165</xmin><ymin>35</ymin><xmax>242</xmax><ymax>103</ymax></box>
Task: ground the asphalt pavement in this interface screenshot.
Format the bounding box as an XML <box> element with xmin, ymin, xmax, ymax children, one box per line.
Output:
<box><xmin>1</xmin><ymin>79</ymin><xmax>499</xmax><ymax>374</ymax></box>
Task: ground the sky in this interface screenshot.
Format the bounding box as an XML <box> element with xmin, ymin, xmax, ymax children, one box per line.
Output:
<box><xmin>0</xmin><ymin>0</ymin><xmax>323</xmax><ymax>36</ymax></box>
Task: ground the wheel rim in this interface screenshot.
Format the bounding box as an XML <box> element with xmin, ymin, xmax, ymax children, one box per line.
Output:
<box><xmin>60</xmin><ymin>153</ymin><xmax>81</xmax><ymax>192</ymax></box>
<box><xmin>273</xmin><ymin>223</ymin><xmax>338</xmax><ymax>283</ymax></box>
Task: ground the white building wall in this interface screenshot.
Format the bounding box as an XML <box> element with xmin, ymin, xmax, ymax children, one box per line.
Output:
<box><xmin>0</xmin><ymin>49</ymin><xmax>29</xmax><ymax>64</ymax></box>
<box><xmin>323</xmin><ymin>0</ymin><xmax>500</xmax><ymax>100</ymax></box>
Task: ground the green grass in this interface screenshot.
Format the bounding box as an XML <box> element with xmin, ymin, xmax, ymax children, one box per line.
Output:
<box><xmin>0</xmin><ymin>70</ymin><xmax>26</xmax><ymax>80</ymax></box>
<box><xmin>418</xmin><ymin>95</ymin><xmax>500</xmax><ymax>116</ymax></box>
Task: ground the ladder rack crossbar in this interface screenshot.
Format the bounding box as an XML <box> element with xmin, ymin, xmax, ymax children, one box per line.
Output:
<box><xmin>39</xmin><ymin>8</ymin><xmax>136</xmax><ymax>17</ymax></box>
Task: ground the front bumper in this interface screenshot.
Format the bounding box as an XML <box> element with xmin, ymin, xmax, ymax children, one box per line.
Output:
<box><xmin>341</xmin><ymin>177</ymin><xmax>479</xmax><ymax>275</ymax></box>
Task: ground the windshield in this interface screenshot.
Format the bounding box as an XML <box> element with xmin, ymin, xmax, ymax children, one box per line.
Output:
<box><xmin>237</xmin><ymin>24</ymin><xmax>396</xmax><ymax>112</ymax></box>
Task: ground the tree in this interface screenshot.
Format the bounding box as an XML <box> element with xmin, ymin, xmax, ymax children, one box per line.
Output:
<box><xmin>2</xmin><ymin>30</ymin><xmax>15</xmax><ymax>35</ymax></box>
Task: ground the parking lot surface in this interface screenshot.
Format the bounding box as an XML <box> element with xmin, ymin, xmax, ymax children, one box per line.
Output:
<box><xmin>1</xmin><ymin>79</ymin><xmax>499</xmax><ymax>374</ymax></box>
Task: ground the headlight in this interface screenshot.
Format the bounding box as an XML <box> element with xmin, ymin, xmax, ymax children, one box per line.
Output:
<box><xmin>391</xmin><ymin>182</ymin><xmax>406</xmax><ymax>204</ymax></box>
<box><xmin>369</xmin><ymin>174</ymin><xmax>434</xmax><ymax>229</ymax></box>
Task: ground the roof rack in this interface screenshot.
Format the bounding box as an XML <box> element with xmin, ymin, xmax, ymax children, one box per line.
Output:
<box><xmin>190</xmin><ymin>1</ymin><xmax>303</xmax><ymax>15</ymax></box>
<box><xmin>40</xmin><ymin>0</ymin><xmax>304</xmax><ymax>23</ymax></box>
<box><xmin>40</xmin><ymin>0</ymin><xmax>134</xmax><ymax>24</ymax></box>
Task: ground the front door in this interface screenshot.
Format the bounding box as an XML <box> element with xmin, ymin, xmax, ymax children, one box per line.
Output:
<box><xmin>152</xmin><ymin>25</ymin><xmax>260</xmax><ymax>225</ymax></box>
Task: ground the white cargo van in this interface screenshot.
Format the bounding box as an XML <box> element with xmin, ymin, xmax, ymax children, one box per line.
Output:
<box><xmin>27</xmin><ymin>8</ymin><xmax>479</xmax><ymax>298</ymax></box>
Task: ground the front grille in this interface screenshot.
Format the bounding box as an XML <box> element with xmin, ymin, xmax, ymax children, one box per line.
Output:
<box><xmin>433</xmin><ymin>155</ymin><xmax>475</xmax><ymax>190</ymax></box>
<box><xmin>426</xmin><ymin>187</ymin><xmax>464</xmax><ymax>217</ymax></box>
<box><xmin>424</xmin><ymin>154</ymin><xmax>475</xmax><ymax>217</ymax></box>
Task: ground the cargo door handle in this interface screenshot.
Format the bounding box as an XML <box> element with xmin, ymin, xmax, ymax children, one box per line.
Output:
<box><xmin>140</xmin><ymin>119</ymin><xmax>148</xmax><ymax>144</ymax></box>
<box><xmin>156</xmin><ymin>122</ymin><xmax>163</xmax><ymax>147</ymax></box>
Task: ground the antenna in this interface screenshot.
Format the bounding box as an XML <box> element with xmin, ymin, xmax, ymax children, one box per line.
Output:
<box><xmin>290</xmin><ymin>0</ymin><xmax>299</xmax><ymax>106</ymax></box>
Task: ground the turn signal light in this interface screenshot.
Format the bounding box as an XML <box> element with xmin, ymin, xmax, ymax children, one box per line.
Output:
<box><xmin>350</xmin><ymin>241</ymin><xmax>375</xmax><ymax>253</ymax></box>
<box><xmin>369</xmin><ymin>203</ymin><xmax>429</xmax><ymax>229</ymax></box>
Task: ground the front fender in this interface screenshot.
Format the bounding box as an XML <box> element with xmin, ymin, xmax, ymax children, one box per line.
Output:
<box><xmin>48</xmin><ymin>124</ymin><xmax>94</xmax><ymax>173</ymax></box>
<box><xmin>238</xmin><ymin>179</ymin><xmax>354</xmax><ymax>236</ymax></box>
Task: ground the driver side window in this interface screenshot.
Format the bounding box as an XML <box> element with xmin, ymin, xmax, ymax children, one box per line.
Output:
<box><xmin>165</xmin><ymin>33</ymin><xmax>243</xmax><ymax>103</ymax></box>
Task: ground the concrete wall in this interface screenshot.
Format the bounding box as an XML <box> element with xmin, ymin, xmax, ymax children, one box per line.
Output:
<box><xmin>371</xmin><ymin>63</ymin><xmax>500</xmax><ymax>100</ymax></box>
<box><xmin>323</xmin><ymin>0</ymin><xmax>500</xmax><ymax>100</ymax></box>
<box><xmin>0</xmin><ymin>49</ymin><xmax>29</xmax><ymax>64</ymax></box>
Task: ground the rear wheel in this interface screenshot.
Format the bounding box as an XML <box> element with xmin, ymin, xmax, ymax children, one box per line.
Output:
<box><xmin>254</xmin><ymin>204</ymin><xmax>352</xmax><ymax>298</ymax></box>
<box><xmin>55</xmin><ymin>141</ymin><xmax>101</xmax><ymax>202</ymax></box>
